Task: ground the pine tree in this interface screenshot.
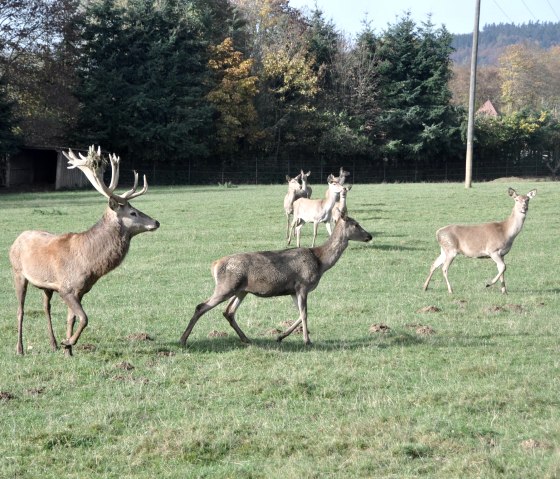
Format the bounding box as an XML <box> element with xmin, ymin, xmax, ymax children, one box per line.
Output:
<box><xmin>375</xmin><ymin>14</ymin><xmax>463</xmax><ymax>173</ymax></box>
<box><xmin>74</xmin><ymin>0</ymin><xmax>214</xmax><ymax>167</ymax></box>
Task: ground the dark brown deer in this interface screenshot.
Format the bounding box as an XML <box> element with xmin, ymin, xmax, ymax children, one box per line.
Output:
<box><xmin>180</xmin><ymin>213</ymin><xmax>372</xmax><ymax>346</ymax></box>
<box><xmin>10</xmin><ymin>146</ymin><xmax>160</xmax><ymax>356</ymax></box>
<box><xmin>423</xmin><ymin>188</ymin><xmax>536</xmax><ymax>294</ymax></box>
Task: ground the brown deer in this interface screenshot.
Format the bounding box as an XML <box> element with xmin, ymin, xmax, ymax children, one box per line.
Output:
<box><xmin>288</xmin><ymin>178</ymin><xmax>344</xmax><ymax>247</ymax></box>
<box><xmin>331</xmin><ymin>185</ymin><xmax>352</xmax><ymax>225</ymax></box>
<box><xmin>423</xmin><ymin>188</ymin><xmax>536</xmax><ymax>294</ymax></box>
<box><xmin>10</xmin><ymin>146</ymin><xmax>160</xmax><ymax>356</ymax></box>
<box><xmin>283</xmin><ymin>173</ymin><xmax>303</xmax><ymax>239</ymax></box>
<box><xmin>180</xmin><ymin>213</ymin><xmax>372</xmax><ymax>346</ymax></box>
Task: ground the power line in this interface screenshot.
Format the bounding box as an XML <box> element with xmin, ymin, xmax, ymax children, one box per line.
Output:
<box><xmin>545</xmin><ymin>0</ymin><xmax>560</xmax><ymax>21</ymax></box>
<box><xmin>520</xmin><ymin>0</ymin><xmax>538</xmax><ymax>20</ymax></box>
<box><xmin>492</xmin><ymin>0</ymin><xmax>514</xmax><ymax>23</ymax></box>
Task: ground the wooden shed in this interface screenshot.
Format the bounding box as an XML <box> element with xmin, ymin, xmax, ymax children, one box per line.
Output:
<box><xmin>1</xmin><ymin>146</ymin><xmax>90</xmax><ymax>190</ymax></box>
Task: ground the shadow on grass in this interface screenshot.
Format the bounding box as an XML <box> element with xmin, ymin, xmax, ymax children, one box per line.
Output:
<box><xmin>158</xmin><ymin>330</ymin><xmax>430</xmax><ymax>354</ymax></box>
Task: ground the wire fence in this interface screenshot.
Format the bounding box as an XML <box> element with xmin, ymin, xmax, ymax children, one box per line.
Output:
<box><xmin>144</xmin><ymin>153</ymin><xmax>555</xmax><ymax>186</ymax></box>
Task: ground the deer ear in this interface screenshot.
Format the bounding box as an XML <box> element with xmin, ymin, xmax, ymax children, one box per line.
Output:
<box><xmin>286</xmin><ymin>175</ymin><xmax>291</xmax><ymax>182</ymax></box>
<box><xmin>527</xmin><ymin>189</ymin><xmax>537</xmax><ymax>198</ymax></box>
<box><xmin>109</xmin><ymin>198</ymin><xmax>120</xmax><ymax>211</ymax></box>
<box><xmin>508</xmin><ymin>187</ymin><xmax>517</xmax><ymax>197</ymax></box>
<box><xmin>305</xmin><ymin>171</ymin><xmax>311</xmax><ymax>176</ymax></box>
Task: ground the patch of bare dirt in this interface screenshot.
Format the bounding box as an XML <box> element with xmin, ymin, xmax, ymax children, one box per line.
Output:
<box><xmin>126</xmin><ymin>332</ymin><xmax>153</xmax><ymax>341</ymax></box>
<box><xmin>505</xmin><ymin>303</ymin><xmax>524</xmax><ymax>313</ymax></box>
<box><xmin>280</xmin><ymin>320</ymin><xmax>303</xmax><ymax>334</ymax></box>
<box><xmin>521</xmin><ymin>439</ymin><xmax>545</xmax><ymax>450</ymax></box>
<box><xmin>116</xmin><ymin>361</ymin><xmax>134</xmax><ymax>371</ymax></box>
<box><xmin>0</xmin><ymin>391</ymin><xmax>16</xmax><ymax>401</ymax></box>
<box><xmin>416</xmin><ymin>325</ymin><xmax>436</xmax><ymax>336</ymax></box>
<box><xmin>207</xmin><ymin>330</ymin><xmax>228</xmax><ymax>338</ymax></box>
<box><xmin>26</xmin><ymin>387</ymin><xmax>45</xmax><ymax>396</ymax></box>
<box><xmin>416</xmin><ymin>305</ymin><xmax>441</xmax><ymax>313</ymax></box>
<box><xmin>369</xmin><ymin>323</ymin><xmax>391</xmax><ymax>333</ymax></box>
<box><xmin>111</xmin><ymin>374</ymin><xmax>149</xmax><ymax>384</ymax></box>
<box><xmin>484</xmin><ymin>305</ymin><xmax>506</xmax><ymax>314</ymax></box>
<box><xmin>261</xmin><ymin>328</ymin><xmax>282</xmax><ymax>336</ymax></box>
<box><xmin>484</xmin><ymin>304</ymin><xmax>524</xmax><ymax>314</ymax></box>
<box><xmin>453</xmin><ymin>299</ymin><xmax>468</xmax><ymax>309</ymax></box>
<box><xmin>76</xmin><ymin>343</ymin><xmax>96</xmax><ymax>352</ymax></box>
<box><xmin>157</xmin><ymin>350</ymin><xmax>175</xmax><ymax>357</ymax></box>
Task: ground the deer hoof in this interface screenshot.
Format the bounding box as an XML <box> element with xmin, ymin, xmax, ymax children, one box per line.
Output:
<box><xmin>63</xmin><ymin>345</ymin><xmax>73</xmax><ymax>357</ymax></box>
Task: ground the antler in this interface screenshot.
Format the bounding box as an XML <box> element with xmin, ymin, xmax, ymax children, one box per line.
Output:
<box><xmin>63</xmin><ymin>146</ymin><xmax>148</xmax><ymax>203</ymax></box>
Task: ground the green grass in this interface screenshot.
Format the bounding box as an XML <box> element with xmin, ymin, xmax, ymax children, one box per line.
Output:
<box><xmin>0</xmin><ymin>181</ymin><xmax>559</xmax><ymax>478</ymax></box>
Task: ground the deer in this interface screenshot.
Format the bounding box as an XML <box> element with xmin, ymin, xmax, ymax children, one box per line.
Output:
<box><xmin>287</xmin><ymin>178</ymin><xmax>345</xmax><ymax>248</ymax></box>
<box><xmin>283</xmin><ymin>173</ymin><xmax>303</xmax><ymax>239</ymax></box>
<box><xmin>180</xmin><ymin>213</ymin><xmax>372</xmax><ymax>346</ymax></box>
<box><xmin>9</xmin><ymin>146</ymin><xmax>160</xmax><ymax>356</ymax></box>
<box><xmin>422</xmin><ymin>188</ymin><xmax>536</xmax><ymax>294</ymax></box>
<box><xmin>331</xmin><ymin>185</ymin><xmax>352</xmax><ymax>225</ymax></box>
<box><xmin>333</xmin><ymin>167</ymin><xmax>350</xmax><ymax>186</ymax></box>
<box><xmin>299</xmin><ymin>170</ymin><xmax>312</xmax><ymax>199</ymax></box>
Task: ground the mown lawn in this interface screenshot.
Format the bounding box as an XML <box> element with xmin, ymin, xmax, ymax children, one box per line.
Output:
<box><xmin>0</xmin><ymin>180</ymin><xmax>558</xmax><ymax>478</ymax></box>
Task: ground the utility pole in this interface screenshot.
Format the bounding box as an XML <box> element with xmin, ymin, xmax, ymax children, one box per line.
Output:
<box><xmin>465</xmin><ymin>0</ymin><xmax>481</xmax><ymax>188</ymax></box>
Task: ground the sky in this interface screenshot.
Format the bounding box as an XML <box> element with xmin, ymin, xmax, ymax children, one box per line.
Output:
<box><xmin>288</xmin><ymin>0</ymin><xmax>560</xmax><ymax>35</ymax></box>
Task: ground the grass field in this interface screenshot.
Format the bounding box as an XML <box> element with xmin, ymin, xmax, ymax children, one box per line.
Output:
<box><xmin>0</xmin><ymin>180</ymin><xmax>558</xmax><ymax>478</ymax></box>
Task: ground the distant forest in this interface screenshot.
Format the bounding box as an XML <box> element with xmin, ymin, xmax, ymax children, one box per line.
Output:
<box><xmin>452</xmin><ymin>21</ymin><xmax>560</xmax><ymax>65</ymax></box>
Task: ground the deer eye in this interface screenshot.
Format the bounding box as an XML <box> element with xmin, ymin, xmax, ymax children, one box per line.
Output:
<box><xmin>130</xmin><ymin>211</ymin><xmax>137</xmax><ymax>217</ymax></box>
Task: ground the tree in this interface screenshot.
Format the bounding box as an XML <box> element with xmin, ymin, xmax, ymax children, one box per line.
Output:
<box><xmin>0</xmin><ymin>0</ymin><xmax>81</xmax><ymax>146</ymax></box>
<box><xmin>206</xmin><ymin>37</ymin><xmax>260</xmax><ymax>158</ymax></box>
<box><xmin>374</xmin><ymin>14</ymin><xmax>463</xmax><ymax>174</ymax></box>
<box><xmin>74</xmin><ymin>0</ymin><xmax>215</xmax><ymax>168</ymax></box>
<box><xmin>0</xmin><ymin>75</ymin><xmax>19</xmax><ymax>155</ymax></box>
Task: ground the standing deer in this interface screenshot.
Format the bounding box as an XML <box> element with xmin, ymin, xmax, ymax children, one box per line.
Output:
<box><xmin>180</xmin><ymin>213</ymin><xmax>372</xmax><ymax>346</ymax></box>
<box><xmin>299</xmin><ymin>170</ymin><xmax>312</xmax><ymax>199</ymax></box>
<box><xmin>9</xmin><ymin>146</ymin><xmax>160</xmax><ymax>356</ymax></box>
<box><xmin>283</xmin><ymin>173</ymin><xmax>302</xmax><ymax>239</ymax></box>
<box><xmin>423</xmin><ymin>188</ymin><xmax>536</xmax><ymax>294</ymax></box>
<box><xmin>331</xmin><ymin>185</ymin><xmax>352</xmax><ymax>225</ymax></box>
<box><xmin>288</xmin><ymin>179</ymin><xmax>345</xmax><ymax>247</ymax></box>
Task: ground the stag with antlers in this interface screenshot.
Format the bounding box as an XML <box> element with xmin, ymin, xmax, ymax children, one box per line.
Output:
<box><xmin>9</xmin><ymin>146</ymin><xmax>160</xmax><ymax>356</ymax></box>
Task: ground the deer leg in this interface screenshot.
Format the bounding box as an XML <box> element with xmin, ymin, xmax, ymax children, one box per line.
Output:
<box><xmin>423</xmin><ymin>250</ymin><xmax>446</xmax><ymax>291</ymax></box>
<box><xmin>487</xmin><ymin>253</ymin><xmax>507</xmax><ymax>294</ymax></box>
<box><xmin>441</xmin><ymin>251</ymin><xmax>457</xmax><ymax>294</ymax></box>
<box><xmin>180</xmin><ymin>291</ymin><xmax>233</xmax><ymax>345</ymax></box>
<box><xmin>285</xmin><ymin>213</ymin><xmax>292</xmax><ymax>240</ymax></box>
<box><xmin>287</xmin><ymin>217</ymin><xmax>298</xmax><ymax>246</ymax></box>
<box><xmin>325</xmin><ymin>220</ymin><xmax>333</xmax><ymax>236</ymax></box>
<box><xmin>295</xmin><ymin>221</ymin><xmax>305</xmax><ymax>248</ymax></box>
<box><xmin>311</xmin><ymin>222</ymin><xmax>319</xmax><ymax>247</ymax></box>
<box><xmin>222</xmin><ymin>292</ymin><xmax>250</xmax><ymax>343</ymax></box>
<box><xmin>277</xmin><ymin>293</ymin><xmax>311</xmax><ymax>345</ymax></box>
<box><xmin>14</xmin><ymin>273</ymin><xmax>28</xmax><ymax>355</ymax></box>
<box><xmin>60</xmin><ymin>294</ymin><xmax>88</xmax><ymax>356</ymax></box>
<box><xmin>42</xmin><ymin>289</ymin><xmax>58</xmax><ymax>351</ymax></box>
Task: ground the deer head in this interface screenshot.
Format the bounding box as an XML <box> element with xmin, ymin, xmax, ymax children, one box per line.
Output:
<box><xmin>63</xmin><ymin>146</ymin><xmax>159</xmax><ymax>235</ymax></box>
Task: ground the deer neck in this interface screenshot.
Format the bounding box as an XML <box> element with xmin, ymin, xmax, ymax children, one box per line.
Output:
<box><xmin>504</xmin><ymin>207</ymin><xmax>527</xmax><ymax>238</ymax></box>
<box><xmin>322</xmin><ymin>188</ymin><xmax>339</xmax><ymax>215</ymax></box>
<box><xmin>83</xmin><ymin>209</ymin><xmax>131</xmax><ymax>277</ymax></box>
<box><xmin>313</xmin><ymin>222</ymin><xmax>348</xmax><ymax>273</ymax></box>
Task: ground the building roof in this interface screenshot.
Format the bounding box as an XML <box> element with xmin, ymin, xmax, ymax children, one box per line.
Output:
<box><xmin>476</xmin><ymin>100</ymin><xmax>499</xmax><ymax>116</ymax></box>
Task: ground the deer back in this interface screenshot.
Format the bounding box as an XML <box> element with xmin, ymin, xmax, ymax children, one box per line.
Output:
<box><xmin>212</xmin><ymin>248</ymin><xmax>323</xmax><ymax>298</ymax></box>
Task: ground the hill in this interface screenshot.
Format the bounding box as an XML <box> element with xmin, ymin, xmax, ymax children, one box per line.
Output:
<box><xmin>452</xmin><ymin>21</ymin><xmax>560</xmax><ymax>65</ymax></box>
